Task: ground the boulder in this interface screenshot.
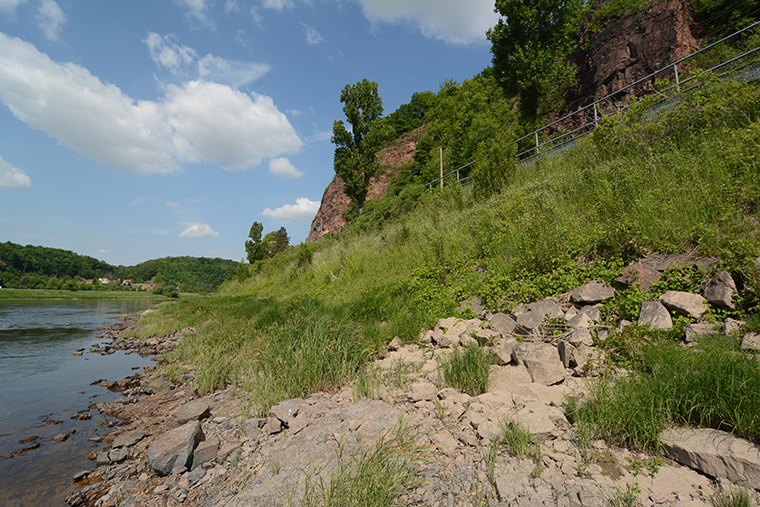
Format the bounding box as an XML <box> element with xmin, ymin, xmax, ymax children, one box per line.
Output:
<box><xmin>558</xmin><ymin>341</ymin><xmax>588</xmax><ymax>369</ymax></box>
<box><xmin>741</xmin><ymin>332</ymin><xmax>760</xmax><ymax>353</ymax></box>
<box><xmin>722</xmin><ymin>318</ymin><xmax>744</xmax><ymax>336</ymax></box>
<box><xmin>489</xmin><ymin>312</ymin><xmax>516</xmax><ymax>336</ymax></box>
<box><xmin>684</xmin><ymin>322</ymin><xmax>715</xmax><ymax>344</ymax></box>
<box><xmin>638</xmin><ymin>301</ymin><xmax>673</xmax><ymax>329</ymax></box>
<box><xmin>174</xmin><ymin>400</ymin><xmax>211</xmax><ymax>425</ymax></box>
<box><xmin>703</xmin><ymin>271</ymin><xmax>736</xmax><ymax>310</ymax></box>
<box><xmin>661</xmin><ymin>427</ymin><xmax>760</xmax><ymax>488</ymax></box>
<box><xmin>112</xmin><ymin>428</ymin><xmax>149</xmax><ymax>448</ymax></box>
<box><xmin>141</xmin><ymin>375</ymin><xmax>172</xmax><ymax>395</ymax></box>
<box><xmin>513</xmin><ymin>299</ymin><xmax>562</xmax><ymax>336</ymax></box>
<box><xmin>146</xmin><ymin>421</ymin><xmax>204</xmax><ymax>476</ymax></box>
<box><xmin>570</xmin><ymin>280</ymin><xmax>615</xmax><ymax>304</ymax></box>
<box><xmin>615</xmin><ymin>262</ymin><xmax>662</xmax><ymax>292</ymax></box>
<box><xmin>523</xmin><ymin>358</ymin><xmax>566</xmax><ymax>386</ymax></box>
<box><xmin>269</xmin><ymin>398</ymin><xmax>308</xmax><ymax>426</ymax></box>
<box><xmin>511</xmin><ymin>342</ymin><xmax>559</xmax><ymax>365</ymax></box>
<box><xmin>491</xmin><ymin>337</ymin><xmax>518</xmax><ymax>365</ymax></box>
<box><xmin>568</xmin><ymin>327</ymin><xmax>594</xmax><ymax>347</ymax></box>
<box><xmin>659</xmin><ymin>291</ymin><xmax>708</xmax><ymax>320</ymax></box>
<box><xmin>192</xmin><ymin>437</ymin><xmax>219</xmax><ymax>470</ymax></box>
<box><xmin>408</xmin><ymin>379</ymin><xmax>437</xmax><ymax>402</ymax></box>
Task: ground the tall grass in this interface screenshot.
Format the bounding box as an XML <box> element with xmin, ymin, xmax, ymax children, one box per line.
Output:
<box><xmin>566</xmin><ymin>336</ymin><xmax>760</xmax><ymax>450</ymax></box>
<box><xmin>439</xmin><ymin>345</ymin><xmax>492</xmax><ymax>396</ymax></box>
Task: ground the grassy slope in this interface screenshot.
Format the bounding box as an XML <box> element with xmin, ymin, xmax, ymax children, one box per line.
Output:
<box><xmin>131</xmin><ymin>78</ymin><xmax>760</xmax><ymax>431</ymax></box>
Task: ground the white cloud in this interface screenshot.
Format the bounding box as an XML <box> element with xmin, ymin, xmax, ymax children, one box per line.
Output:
<box><xmin>144</xmin><ymin>32</ymin><xmax>198</xmax><ymax>74</ymax></box>
<box><xmin>0</xmin><ymin>0</ymin><xmax>26</xmax><ymax>15</ymax></box>
<box><xmin>224</xmin><ymin>0</ymin><xmax>239</xmax><ymax>14</ymax></box>
<box><xmin>268</xmin><ymin>157</ymin><xmax>303</xmax><ymax>179</ymax></box>
<box><xmin>0</xmin><ymin>33</ymin><xmax>302</xmax><ymax>174</ymax></box>
<box><xmin>176</xmin><ymin>0</ymin><xmax>211</xmax><ymax>23</ymax></box>
<box><xmin>262</xmin><ymin>0</ymin><xmax>294</xmax><ymax>11</ymax></box>
<box><xmin>0</xmin><ymin>155</ymin><xmax>31</xmax><ymax>188</ymax></box>
<box><xmin>164</xmin><ymin>80</ymin><xmax>302</xmax><ymax>170</ymax></box>
<box><xmin>37</xmin><ymin>0</ymin><xmax>66</xmax><ymax>40</ymax></box>
<box><xmin>302</xmin><ymin>23</ymin><xmax>324</xmax><ymax>45</ymax></box>
<box><xmin>261</xmin><ymin>197</ymin><xmax>319</xmax><ymax>223</ymax></box>
<box><xmin>165</xmin><ymin>201</ymin><xmax>180</xmax><ymax>207</ymax></box>
<box><xmin>179</xmin><ymin>222</ymin><xmax>219</xmax><ymax>238</ymax></box>
<box><xmin>357</xmin><ymin>0</ymin><xmax>498</xmax><ymax>45</ymax></box>
<box><xmin>152</xmin><ymin>229</ymin><xmax>170</xmax><ymax>236</ymax></box>
<box><xmin>145</xmin><ymin>32</ymin><xmax>270</xmax><ymax>88</ymax></box>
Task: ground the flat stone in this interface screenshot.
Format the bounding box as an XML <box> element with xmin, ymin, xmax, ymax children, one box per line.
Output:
<box><xmin>659</xmin><ymin>291</ymin><xmax>708</xmax><ymax>320</ymax></box>
<box><xmin>568</xmin><ymin>327</ymin><xmax>594</xmax><ymax>347</ymax></box>
<box><xmin>638</xmin><ymin>301</ymin><xmax>673</xmax><ymax>329</ymax></box>
<box><xmin>703</xmin><ymin>271</ymin><xmax>737</xmax><ymax>310</ymax></box>
<box><xmin>684</xmin><ymin>322</ymin><xmax>715</xmax><ymax>343</ymax></box>
<box><xmin>570</xmin><ymin>280</ymin><xmax>615</xmax><ymax>304</ymax></box>
<box><xmin>112</xmin><ymin>428</ymin><xmax>149</xmax><ymax>448</ymax></box>
<box><xmin>558</xmin><ymin>341</ymin><xmax>588</xmax><ymax>369</ymax></box>
<box><xmin>263</xmin><ymin>418</ymin><xmax>283</xmax><ymax>435</ymax></box>
<box><xmin>722</xmin><ymin>318</ymin><xmax>744</xmax><ymax>335</ymax></box>
<box><xmin>489</xmin><ymin>312</ymin><xmax>516</xmax><ymax>335</ymax></box>
<box><xmin>491</xmin><ymin>337</ymin><xmax>518</xmax><ymax>365</ymax></box>
<box><xmin>174</xmin><ymin>400</ymin><xmax>211</xmax><ymax>425</ymax></box>
<box><xmin>523</xmin><ymin>358</ymin><xmax>566</xmax><ymax>386</ymax></box>
<box><xmin>146</xmin><ymin>421</ymin><xmax>204</xmax><ymax>476</ymax></box>
<box><xmin>108</xmin><ymin>447</ymin><xmax>129</xmax><ymax>463</ymax></box>
<box><xmin>615</xmin><ymin>262</ymin><xmax>662</xmax><ymax>292</ymax></box>
<box><xmin>141</xmin><ymin>375</ymin><xmax>172</xmax><ymax>395</ymax></box>
<box><xmin>741</xmin><ymin>332</ymin><xmax>760</xmax><ymax>353</ymax></box>
<box><xmin>512</xmin><ymin>342</ymin><xmax>559</xmax><ymax>364</ymax></box>
<box><xmin>661</xmin><ymin>427</ymin><xmax>760</xmax><ymax>488</ymax></box>
<box><xmin>408</xmin><ymin>379</ymin><xmax>437</xmax><ymax>402</ymax></box>
<box><xmin>269</xmin><ymin>398</ymin><xmax>308</xmax><ymax>426</ymax></box>
<box><xmin>216</xmin><ymin>440</ymin><xmax>241</xmax><ymax>463</ymax></box>
<box><xmin>430</xmin><ymin>430</ymin><xmax>459</xmax><ymax>456</ymax></box>
<box><xmin>192</xmin><ymin>436</ymin><xmax>219</xmax><ymax>470</ymax></box>
<box><xmin>514</xmin><ymin>299</ymin><xmax>562</xmax><ymax>335</ymax></box>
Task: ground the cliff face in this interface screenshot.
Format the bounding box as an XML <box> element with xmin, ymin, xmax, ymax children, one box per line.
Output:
<box><xmin>306</xmin><ymin>127</ymin><xmax>423</xmax><ymax>243</ymax></box>
<box><xmin>571</xmin><ymin>0</ymin><xmax>700</xmax><ymax>107</ymax></box>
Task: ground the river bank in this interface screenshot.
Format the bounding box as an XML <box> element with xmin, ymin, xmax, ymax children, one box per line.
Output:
<box><xmin>0</xmin><ymin>288</ymin><xmax>168</xmax><ymax>301</ymax></box>
<box><xmin>64</xmin><ymin>287</ymin><xmax>760</xmax><ymax>506</ymax></box>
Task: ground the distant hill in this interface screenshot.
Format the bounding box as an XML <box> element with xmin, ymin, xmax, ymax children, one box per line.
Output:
<box><xmin>0</xmin><ymin>241</ymin><xmax>237</xmax><ymax>293</ymax></box>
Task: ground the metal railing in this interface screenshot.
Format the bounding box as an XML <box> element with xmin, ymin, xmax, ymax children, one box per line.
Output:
<box><xmin>424</xmin><ymin>159</ymin><xmax>476</xmax><ymax>194</ymax></box>
<box><xmin>515</xmin><ymin>19</ymin><xmax>760</xmax><ymax>163</ymax></box>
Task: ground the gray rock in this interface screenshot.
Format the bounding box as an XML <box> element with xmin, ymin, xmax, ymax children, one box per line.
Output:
<box><xmin>140</xmin><ymin>375</ymin><xmax>172</xmax><ymax>395</ymax></box>
<box><xmin>661</xmin><ymin>427</ymin><xmax>760</xmax><ymax>488</ymax></box>
<box><xmin>489</xmin><ymin>312</ymin><xmax>516</xmax><ymax>335</ymax></box>
<box><xmin>458</xmin><ymin>297</ymin><xmax>484</xmax><ymax>316</ymax></box>
<box><xmin>659</xmin><ymin>291</ymin><xmax>708</xmax><ymax>320</ymax></box>
<box><xmin>192</xmin><ymin>436</ymin><xmax>219</xmax><ymax>469</ymax></box>
<box><xmin>704</xmin><ymin>271</ymin><xmax>737</xmax><ymax>309</ymax></box>
<box><xmin>512</xmin><ymin>342</ymin><xmax>559</xmax><ymax>365</ymax></box>
<box><xmin>615</xmin><ymin>262</ymin><xmax>662</xmax><ymax>292</ymax></box>
<box><xmin>108</xmin><ymin>447</ymin><xmax>129</xmax><ymax>463</ymax></box>
<box><xmin>96</xmin><ymin>451</ymin><xmax>111</xmax><ymax>466</ymax></box>
<box><xmin>568</xmin><ymin>327</ymin><xmax>594</xmax><ymax>347</ymax></box>
<box><xmin>269</xmin><ymin>398</ymin><xmax>308</xmax><ymax>426</ymax></box>
<box><xmin>112</xmin><ymin>428</ymin><xmax>149</xmax><ymax>448</ymax></box>
<box><xmin>570</xmin><ymin>280</ymin><xmax>615</xmax><ymax>304</ymax></box>
<box><xmin>146</xmin><ymin>421</ymin><xmax>204</xmax><ymax>476</ymax></box>
<box><xmin>638</xmin><ymin>301</ymin><xmax>673</xmax><ymax>329</ymax></box>
<box><xmin>174</xmin><ymin>400</ymin><xmax>210</xmax><ymax>425</ymax></box>
<box><xmin>523</xmin><ymin>358</ymin><xmax>566</xmax><ymax>386</ymax></box>
<box><xmin>558</xmin><ymin>341</ymin><xmax>587</xmax><ymax>369</ymax></box>
<box><xmin>722</xmin><ymin>318</ymin><xmax>744</xmax><ymax>336</ymax></box>
<box><xmin>514</xmin><ymin>299</ymin><xmax>562</xmax><ymax>335</ymax></box>
<box><xmin>684</xmin><ymin>322</ymin><xmax>715</xmax><ymax>343</ymax></box>
<box><xmin>491</xmin><ymin>337</ymin><xmax>518</xmax><ymax>365</ymax></box>
<box><xmin>387</xmin><ymin>336</ymin><xmax>402</xmax><ymax>351</ymax></box>
<box><xmin>741</xmin><ymin>332</ymin><xmax>760</xmax><ymax>353</ymax></box>
<box><xmin>263</xmin><ymin>418</ymin><xmax>283</xmax><ymax>435</ymax></box>
<box><xmin>408</xmin><ymin>379</ymin><xmax>437</xmax><ymax>402</ymax></box>
<box><xmin>216</xmin><ymin>440</ymin><xmax>241</xmax><ymax>463</ymax></box>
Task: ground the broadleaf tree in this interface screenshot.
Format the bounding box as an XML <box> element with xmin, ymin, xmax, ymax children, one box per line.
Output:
<box><xmin>245</xmin><ymin>221</ymin><xmax>267</xmax><ymax>264</ymax></box>
<box><xmin>331</xmin><ymin>78</ymin><xmax>389</xmax><ymax>212</ymax></box>
<box><xmin>487</xmin><ymin>0</ymin><xmax>587</xmax><ymax>122</ymax></box>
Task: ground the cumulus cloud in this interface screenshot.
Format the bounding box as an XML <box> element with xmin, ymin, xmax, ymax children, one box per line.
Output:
<box><xmin>0</xmin><ymin>33</ymin><xmax>302</xmax><ymax>174</ymax></box>
<box><xmin>144</xmin><ymin>32</ymin><xmax>197</xmax><ymax>74</ymax></box>
<box><xmin>268</xmin><ymin>157</ymin><xmax>303</xmax><ymax>179</ymax></box>
<box><xmin>0</xmin><ymin>155</ymin><xmax>31</xmax><ymax>188</ymax></box>
<box><xmin>358</xmin><ymin>0</ymin><xmax>498</xmax><ymax>45</ymax></box>
<box><xmin>152</xmin><ymin>229</ymin><xmax>170</xmax><ymax>236</ymax></box>
<box><xmin>37</xmin><ymin>0</ymin><xmax>66</xmax><ymax>40</ymax></box>
<box><xmin>261</xmin><ymin>197</ymin><xmax>319</xmax><ymax>223</ymax></box>
<box><xmin>179</xmin><ymin>222</ymin><xmax>219</xmax><ymax>238</ymax></box>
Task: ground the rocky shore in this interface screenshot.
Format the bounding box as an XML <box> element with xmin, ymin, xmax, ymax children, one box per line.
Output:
<box><xmin>65</xmin><ymin>266</ymin><xmax>760</xmax><ymax>507</ymax></box>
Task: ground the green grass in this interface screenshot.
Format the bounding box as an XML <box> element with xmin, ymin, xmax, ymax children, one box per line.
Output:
<box><xmin>439</xmin><ymin>345</ymin><xmax>493</xmax><ymax>396</ymax></box>
<box><xmin>566</xmin><ymin>336</ymin><xmax>760</xmax><ymax>450</ymax></box>
<box><xmin>0</xmin><ymin>288</ymin><xmax>166</xmax><ymax>300</ymax></box>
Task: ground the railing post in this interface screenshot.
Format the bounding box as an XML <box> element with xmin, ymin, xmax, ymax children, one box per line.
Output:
<box><xmin>535</xmin><ymin>131</ymin><xmax>539</xmax><ymax>155</ymax></box>
<box><xmin>674</xmin><ymin>63</ymin><xmax>680</xmax><ymax>93</ymax></box>
<box><xmin>593</xmin><ymin>103</ymin><xmax>599</xmax><ymax>126</ymax></box>
<box><xmin>456</xmin><ymin>169</ymin><xmax>460</xmax><ymax>183</ymax></box>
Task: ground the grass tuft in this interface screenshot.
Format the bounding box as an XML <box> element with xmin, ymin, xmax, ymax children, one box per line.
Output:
<box><xmin>439</xmin><ymin>345</ymin><xmax>492</xmax><ymax>396</ymax></box>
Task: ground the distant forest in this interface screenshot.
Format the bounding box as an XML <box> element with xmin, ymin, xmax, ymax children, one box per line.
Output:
<box><xmin>0</xmin><ymin>241</ymin><xmax>237</xmax><ymax>293</ymax></box>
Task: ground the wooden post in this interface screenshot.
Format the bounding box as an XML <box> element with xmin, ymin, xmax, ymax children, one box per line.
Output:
<box><xmin>439</xmin><ymin>147</ymin><xmax>443</xmax><ymax>189</ymax></box>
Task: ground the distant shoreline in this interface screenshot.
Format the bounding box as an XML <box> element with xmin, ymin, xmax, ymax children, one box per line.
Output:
<box><xmin>0</xmin><ymin>288</ymin><xmax>168</xmax><ymax>300</ymax></box>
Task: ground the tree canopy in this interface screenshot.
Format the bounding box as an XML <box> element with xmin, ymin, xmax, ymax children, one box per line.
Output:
<box><xmin>332</xmin><ymin>78</ymin><xmax>389</xmax><ymax>212</ymax></box>
<box><xmin>245</xmin><ymin>222</ymin><xmax>267</xmax><ymax>264</ymax></box>
<box><xmin>487</xmin><ymin>0</ymin><xmax>586</xmax><ymax>122</ymax></box>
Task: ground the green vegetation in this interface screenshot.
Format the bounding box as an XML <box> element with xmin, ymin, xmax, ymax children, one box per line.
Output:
<box><xmin>0</xmin><ymin>241</ymin><xmax>237</xmax><ymax>293</ymax></box>
<box><xmin>566</xmin><ymin>336</ymin><xmax>760</xmax><ymax>451</ymax></box>
<box><xmin>439</xmin><ymin>345</ymin><xmax>493</xmax><ymax>396</ymax></box>
<box><xmin>0</xmin><ymin>288</ymin><xmax>165</xmax><ymax>300</ymax></box>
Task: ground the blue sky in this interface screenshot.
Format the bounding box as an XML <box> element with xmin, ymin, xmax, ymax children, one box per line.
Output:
<box><xmin>0</xmin><ymin>0</ymin><xmax>497</xmax><ymax>266</ymax></box>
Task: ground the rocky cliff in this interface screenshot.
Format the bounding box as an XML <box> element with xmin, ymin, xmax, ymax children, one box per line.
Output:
<box><xmin>306</xmin><ymin>127</ymin><xmax>424</xmax><ymax>243</ymax></box>
<box><xmin>571</xmin><ymin>0</ymin><xmax>700</xmax><ymax>108</ymax></box>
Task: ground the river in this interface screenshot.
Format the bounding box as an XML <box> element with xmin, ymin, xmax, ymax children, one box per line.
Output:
<box><xmin>0</xmin><ymin>299</ymin><xmax>156</xmax><ymax>507</ymax></box>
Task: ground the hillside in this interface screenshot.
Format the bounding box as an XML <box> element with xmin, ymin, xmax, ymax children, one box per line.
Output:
<box><xmin>0</xmin><ymin>241</ymin><xmax>237</xmax><ymax>293</ymax></box>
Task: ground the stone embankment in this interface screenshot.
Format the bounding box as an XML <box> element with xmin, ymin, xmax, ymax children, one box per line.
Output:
<box><xmin>67</xmin><ymin>258</ymin><xmax>760</xmax><ymax>506</ymax></box>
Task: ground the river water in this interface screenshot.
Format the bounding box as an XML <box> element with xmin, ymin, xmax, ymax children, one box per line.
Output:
<box><xmin>0</xmin><ymin>299</ymin><xmax>156</xmax><ymax>507</ymax></box>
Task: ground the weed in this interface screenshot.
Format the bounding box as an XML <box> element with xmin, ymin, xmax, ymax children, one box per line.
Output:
<box><xmin>711</xmin><ymin>486</ymin><xmax>753</xmax><ymax>507</ymax></box>
<box><xmin>499</xmin><ymin>419</ymin><xmax>540</xmax><ymax>461</ymax></box>
<box><xmin>609</xmin><ymin>482</ymin><xmax>643</xmax><ymax>507</ymax></box>
<box><xmin>352</xmin><ymin>366</ymin><xmax>382</xmax><ymax>400</ymax></box>
<box><xmin>439</xmin><ymin>345</ymin><xmax>492</xmax><ymax>396</ymax></box>
<box><xmin>480</xmin><ymin>438</ymin><xmax>500</xmax><ymax>485</ymax></box>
